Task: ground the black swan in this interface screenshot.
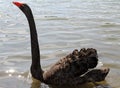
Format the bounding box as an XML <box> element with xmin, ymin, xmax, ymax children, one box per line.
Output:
<box><xmin>13</xmin><ymin>2</ymin><xmax>110</xmax><ymax>86</ymax></box>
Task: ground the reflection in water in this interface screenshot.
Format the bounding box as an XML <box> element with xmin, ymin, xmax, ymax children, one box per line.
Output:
<box><xmin>31</xmin><ymin>78</ymin><xmax>41</xmax><ymax>88</ymax></box>
<box><xmin>5</xmin><ymin>69</ymin><xmax>15</xmax><ymax>73</ymax></box>
<box><xmin>31</xmin><ymin>77</ymin><xmax>111</xmax><ymax>88</ymax></box>
<box><xmin>5</xmin><ymin>69</ymin><xmax>16</xmax><ymax>77</ymax></box>
<box><xmin>4</xmin><ymin>68</ymin><xmax>29</xmax><ymax>80</ymax></box>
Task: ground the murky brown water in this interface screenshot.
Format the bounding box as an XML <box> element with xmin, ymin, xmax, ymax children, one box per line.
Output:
<box><xmin>0</xmin><ymin>0</ymin><xmax>120</xmax><ymax>88</ymax></box>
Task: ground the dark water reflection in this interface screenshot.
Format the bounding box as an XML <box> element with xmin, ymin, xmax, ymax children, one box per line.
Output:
<box><xmin>0</xmin><ymin>0</ymin><xmax>120</xmax><ymax>88</ymax></box>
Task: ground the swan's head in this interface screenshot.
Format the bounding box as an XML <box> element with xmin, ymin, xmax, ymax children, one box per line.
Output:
<box><xmin>13</xmin><ymin>1</ymin><xmax>32</xmax><ymax>17</ymax></box>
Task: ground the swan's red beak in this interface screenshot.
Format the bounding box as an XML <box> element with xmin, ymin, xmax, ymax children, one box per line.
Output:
<box><xmin>13</xmin><ymin>1</ymin><xmax>23</xmax><ymax>7</ymax></box>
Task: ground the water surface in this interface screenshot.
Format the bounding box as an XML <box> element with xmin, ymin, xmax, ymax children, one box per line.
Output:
<box><xmin>0</xmin><ymin>0</ymin><xmax>120</xmax><ymax>88</ymax></box>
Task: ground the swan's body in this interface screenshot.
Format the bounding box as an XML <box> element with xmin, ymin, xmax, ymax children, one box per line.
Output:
<box><xmin>13</xmin><ymin>2</ymin><xmax>109</xmax><ymax>86</ymax></box>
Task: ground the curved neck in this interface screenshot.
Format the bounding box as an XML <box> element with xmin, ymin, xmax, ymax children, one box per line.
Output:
<box><xmin>28</xmin><ymin>13</ymin><xmax>40</xmax><ymax>67</ymax></box>
<box><xmin>23</xmin><ymin>7</ymin><xmax>43</xmax><ymax>81</ymax></box>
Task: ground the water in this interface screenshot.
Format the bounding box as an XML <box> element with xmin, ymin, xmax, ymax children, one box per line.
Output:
<box><xmin>0</xmin><ymin>0</ymin><xmax>120</xmax><ymax>88</ymax></box>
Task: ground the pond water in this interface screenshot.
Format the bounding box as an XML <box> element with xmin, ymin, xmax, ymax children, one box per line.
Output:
<box><xmin>0</xmin><ymin>0</ymin><xmax>120</xmax><ymax>88</ymax></box>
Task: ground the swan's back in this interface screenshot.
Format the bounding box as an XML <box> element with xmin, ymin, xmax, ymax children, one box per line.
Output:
<box><xmin>43</xmin><ymin>48</ymin><xmax>98</xmax><ymax>85</ymax></box>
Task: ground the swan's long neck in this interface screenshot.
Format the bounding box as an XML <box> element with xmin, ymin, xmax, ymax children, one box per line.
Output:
<box><xmin>22</xmin><ymin>6</ymin><xmax>44</xmax><ymax>81</ymax></box>
<box><xmin>27</xmin><ymin>11</ymin><xmax>40</xmax><ymax>67</ymax></box>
